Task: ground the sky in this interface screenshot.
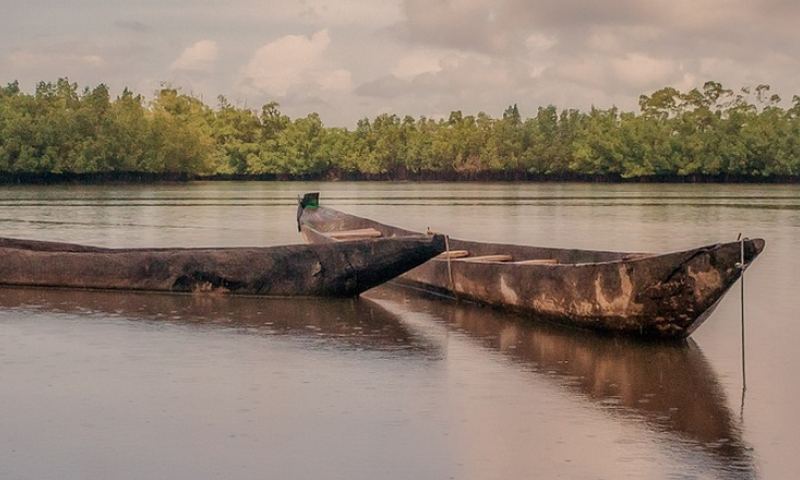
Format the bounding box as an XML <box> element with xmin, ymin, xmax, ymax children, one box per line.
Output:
<box><xmin>3</xmin><ymin>0</ymin><xmax>799</xmax><ymax>127</ymax></box>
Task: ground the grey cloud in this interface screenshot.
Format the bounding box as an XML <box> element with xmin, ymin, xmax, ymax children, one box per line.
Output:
<box><xmin>398</xmin><ymin>0</ymin><xmax>800</xmax><ymax>61</ymax></box>
<box><xmin>353</xmin><ymin>54</ymin><xmax>526</xmax><ymax>117</ymax></box>
<box><xmin>355</xmin><ymin>75</ymin><xmax>413</xmax><ymax>99</ymax></box>
<box><xmin>397</xmin><ymin>0</ymin><xmax>509</xmax><ymax>53</ymax></box>
<box><xmin>499</xmin><ymin>0</ymin><xmax>652</xmax><ymax>29</ymax></box>
<box><xmin>397</xmin><ymin>0</ymin><xmax>653</xmax><ymax>54</ymax></box>
<box><xmin>115</xmin><ymin>20</ymin><xmax>153</xmax><ymax>33</ymax></box>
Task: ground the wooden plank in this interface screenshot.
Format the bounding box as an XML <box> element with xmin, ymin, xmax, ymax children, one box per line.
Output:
<box><xmin>514</xmin><ymin>258</ymin><xmax>559</xmax><ymax>265</ymax></box>
<box><xmin>328</xmin><ymin>228</ymin><xmax>383</xmax><ymax>240</ymax></box>
<box><xmin>455</xmin><ymin>254</ymin><xmax>513</xmax><ymax>263</ymax></box>
<box><xmin>622</xmin><ymin>253</ymin><xmax>652</xmax><ymax>261</ymax></box>
<box><xmin>435</xmin><ymin>250</ymin><xmax>470</xmax><ymax>259</ymax></box>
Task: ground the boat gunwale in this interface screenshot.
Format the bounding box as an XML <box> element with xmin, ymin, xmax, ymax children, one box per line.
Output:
<box><xmin>299</xmin><ymin>204</ymin><xmax>761</xmax><ymax>270</ymax></box>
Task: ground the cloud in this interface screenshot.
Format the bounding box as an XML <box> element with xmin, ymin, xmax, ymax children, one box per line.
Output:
<box><xmin>524</xmin><ymin>33</ymin><xmax>557</xmax><ymax>52</ymax></box>
<box><xmin>545</xmin><ymin>53</ymin><xmax>680</xmax><ymax>100</ymax></box>
<box><xmin>1</xmin><ymin>36</ymin><xmax>163</xmax><ymax>101</ymax></box>
<box><xmin>357</xmin><ymin>51</ymin><xmax>513</xmax><ymax>109</ymax></box>
<box><xmin>292</xmin><ymin>0</ymin><xmax>401</xmax><ymax>27</ymax></box>
<box><xmin>238</xmin><ymin>29</ymin><xmax>352</xmax><ymax>97</ymax></box>
<box><xmin>499</xmin><ymin>0</ymin><xmax>652</xmax><ymax>29</ymax></box>
<box><xmin>9</xmin><ymin>50</ymin><xmax>105</xmax><ymax>70</ymax></box>
<box><xmin>611</xmin><ymin>54</ymin><xmax>678</xmax><ymax>90</ymax></box>
<box><xmin>114</xmin><ymin>20</ymin><xmax>152</xmax><ymax>33</ymax></box>
<box><xmin>391</xmin><ymin>49</ymin><xmax>444</xmax><ymax>79</ymax></box>
<box><xmin>398</xmin><ymin>0</ymin><xmax>510</xmax><ymax>53</ymax></box>
<box><xmin>171</xmin><ymin>40</ymin><xmax>219</xmax><ymax>72</ymax></box>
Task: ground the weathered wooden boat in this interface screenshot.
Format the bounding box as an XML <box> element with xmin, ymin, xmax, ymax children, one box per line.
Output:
<box><xmin>0</xmin><ymin>234</ymin><xmax>445</xmax><ymax>297</ymax></box>
<box><xmin>297</xmin><ymin>192</ymin><xmax>765</xmax><ymax>339</ymax></box>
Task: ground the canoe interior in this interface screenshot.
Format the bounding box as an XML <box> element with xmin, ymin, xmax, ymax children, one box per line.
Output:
<box><xmin>300</xmin><ymin>204</ymin><xmax>662</xmax><ymax>265</ymax></box>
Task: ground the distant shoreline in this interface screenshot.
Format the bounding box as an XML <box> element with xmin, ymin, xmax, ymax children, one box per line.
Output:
<box><xmin>2</xmin><ymin>172</ymin><xmax>798</xmax><ymax>185</ymax></box>
<box><xmin>3</xmin><ymin>80</ymin><xmax>799</xmax><ymax>186</ymax></box>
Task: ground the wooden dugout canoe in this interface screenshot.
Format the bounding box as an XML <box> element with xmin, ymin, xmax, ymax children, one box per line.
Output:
<box><xmin>0</xmin><ymin>234</ymin><xmax>445</xmax><ymax>297</ymax></box>
<box><xmin>297</xmin><ymin>192</ymin><xmax>765</xmax><ymax>339</ymax></box>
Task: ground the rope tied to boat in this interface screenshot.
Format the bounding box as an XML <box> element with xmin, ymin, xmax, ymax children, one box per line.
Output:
<box><xmin>737</xmin><ymin>233</ymin><xmax>748</xmax><ymax>399</ymax></box>
<box><xmin>444</xmin><ymin>235</ymin><xmax>458</xmax><ymax>300</ymax></box>
<box><xmin>429</xmin><ymin>227</ymin><xmax>458</xmax><ymax>300</ymax></box>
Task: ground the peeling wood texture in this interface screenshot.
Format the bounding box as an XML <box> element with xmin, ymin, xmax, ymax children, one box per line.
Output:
<box><xmin>298</xmin><ymin>194</ymin><xmax>765</xmax><ymax>340</ymax></box>
<box><xmin>0</xmin><ymin>234</ymin><xmax>445</xmax><ymax>297</ymax></box>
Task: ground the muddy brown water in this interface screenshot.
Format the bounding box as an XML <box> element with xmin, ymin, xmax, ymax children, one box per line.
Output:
<box><xmin>1</xmin><ymin>182</ymin><xmax>797</xmax><ymax>479</ymax></box>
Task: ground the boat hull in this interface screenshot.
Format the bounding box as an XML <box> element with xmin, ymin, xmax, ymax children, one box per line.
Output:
<box><xmin>0</xmin><ymin>235</ymin><xmax>445</xmax><ymax>297</ymax></box>
<box><xmin>394</xmin><ymin>238</ymin><xmax>760</xmax><ymax>338</ymax></box>
<box><xmin>298</xmin><ymin>198</ymin><xmax>765</xmax><ymax>339</ymax></box>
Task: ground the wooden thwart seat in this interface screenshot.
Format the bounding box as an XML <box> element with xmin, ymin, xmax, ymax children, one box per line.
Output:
<box><xmin>435</xmin><ymin>250</ymin><xmax>558</xmax><ymax>265</ymax></box>
<box><xmin>622</xmin><ymin>253</ymin><xmax>652</xmax><ymax>261</ymax></box>
<box><xmin>514</xmin><ymin>258</ymin><xmax>559</xmax><ymax>265</ymax></box>
<box><xmin>455</xmin><ymin>254</ymin><xmax>514</xmax><ymax>263</ymax></box>
<box><xmin>435</xmin><ymin>250</ymin><xmax>470</xmax><ymax>259</ymax></box>
<box><xmin>328</xmin><ymin>228</ymin><xmax>383</xmax><ymax>240</ymax></box>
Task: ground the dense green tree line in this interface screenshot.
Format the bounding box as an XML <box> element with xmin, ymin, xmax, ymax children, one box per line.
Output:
<box><xmin>1</xmin><ymin>78</ymin><xmax>799</xmax><ymax>182</ymax></box>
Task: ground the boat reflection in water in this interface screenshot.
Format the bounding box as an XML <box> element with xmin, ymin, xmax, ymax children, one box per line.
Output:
<box><xmin>0</xmin><ymin>287</ymin><xmax>443</xmax><ymax>357</ymax></box>
<box><xmin>367</xmin><ymin>285</ymin><xmax>756</xmax><ymax>479</ymax></box>
<box><xmin>2</xmin><ymin>285</ymin><xmax>755</xmax><ymax>478</ymax></box>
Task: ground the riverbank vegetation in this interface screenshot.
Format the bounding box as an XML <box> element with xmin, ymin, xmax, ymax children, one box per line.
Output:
<box><xmin>1</xmin><ymin>78</ymin><xmax>799</xmax><ymax>183</ymax></box>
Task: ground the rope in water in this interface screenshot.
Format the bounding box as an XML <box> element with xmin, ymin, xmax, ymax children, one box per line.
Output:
<box><xmin>739</xmin><ymin>235</ymin><xmax>747</xmax><ymax>392</ymax></box>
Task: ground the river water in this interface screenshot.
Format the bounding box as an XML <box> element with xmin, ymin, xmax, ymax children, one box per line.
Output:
<box><xmin>1</xmin><ymin>182</ymin><xmax>797</xmax><ymax>480</ymax></box>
